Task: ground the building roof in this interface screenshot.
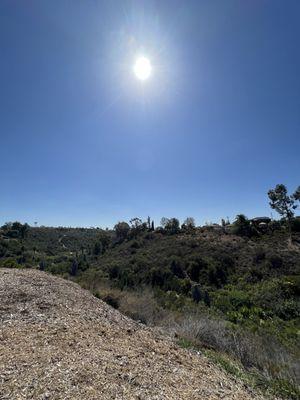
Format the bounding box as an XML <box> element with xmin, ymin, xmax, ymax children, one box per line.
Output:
<box><xmin>251</xmin><ymin>217</ymin><xmax>271</xmax><ymax>222</ymax></box>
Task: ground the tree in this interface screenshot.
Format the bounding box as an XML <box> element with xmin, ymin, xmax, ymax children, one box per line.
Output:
<box><xmin>39</xmin><ymin>260</ymin><xmax>46</xmax><ymax>271</ymax></box>
<box><xmin>161</xmin><ymin>217</ymin><xmax>180</xmax><ymax>234</ymax></box>
<box><xmin>203</xmin><ymin>291</ymin><xmax>211</xmax><ymax>307</ymax></box>
<box><xmin>184</xmin><ymin>217</ymin><xmax>195</xmax><ymax>228</ymax></box>
<box><xmin>268</xmin><ymin>184</ymin><xmax>300</xmax><ymax>241</ymax></box>
<box><xmin>11</xmin><ymin>221</ymin><xmax>23</xmax><ymax>231</ymax></box>
<box><xmin>233</xmin><ymin>214</ymin><xmax>252</xmax><ymax>237</ymax></box>
<box><xmin>70</xmin><ymin>259</ymin><xmax>78</xmax><ymax>276</ymax></box>
<box><xmin>129</xmin><ymin>218</ymin><xmax>146</xmax><ymax>238</ymax></box>
<box><xmin>221</xmin><ymin>218</ymin><xmax>230</xmax><ymax>227</ymax></box>
<box><xmin>160</xmin><ymin>217</ymin><xmax>169</xmax><ymax>229</ymax></box>
<box><xmin>170</xmin><ymin>258</ymin><xmax>185</xmax><ymax>279</ymax></box>
<box><xmin>130</xmin><ymin>217</ymin><xmax>143</xmax><ymax>230</ymax></box>
<box><xmin>182</xmin><ymin>217</ymin><xmax>196</xmax><ymax>232</ymax></box>
<box><xmin>294</xmin><ymin>186</ymin><xmax>300</xmax><ymax>202</ymax></box>
<box><xmin>192</xmin><ymin>285</ymin><xmax>202</xmax><ymax>303</ymax></box>
<box><xmin>167</xmin><ymin>218</ymin><xmax>180</xmax><ymax>234</ymax></box>
<box><xmin>2</xmin><ymin>221</ymin><xmax>29</xmax><ymax>239</ymax></box>
<box><xmin>97</xmin><ymin>231</ymin><xmax>110</xmax><ymax>252</ymax></box>
<box><xmin>188</xmin><ymin>261</ymin><xmax>201</xmax><ymax>282</ymax></box>
<box><xmin>20</xmin><ymin>223</ymin><xmax>29</xmax><ymax>239</ymax></box>
<box><xmin>109</xmin><ymin>264</ymin><xmax>120</xmax><ymax>280</ymax></box>
<box><xmin>291</xmin><ymin>218</ymin><xmax>300</xmax><ymax>233</ymax></box>
<box><xmin>114</xmin><ymin>222</ymin><xmax>130</xmax><ymax>242</ymax></box>
<box><xmin>93</xmin><ymin>241</ymin><xmax>102</xmax><ymax>256</ymax></box>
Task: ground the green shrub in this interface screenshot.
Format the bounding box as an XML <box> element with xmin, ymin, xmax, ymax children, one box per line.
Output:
<box><xmin>253</xmin><ymin>247</ymin><xmax>266</xmax><ymax>264</ymax></box>
<box><xmin>213</xmin><ymin>288</ymin><xmax>252</xmax><ymax>314</ymax></box>
<box><xmin>208</xmin><ymin>263</ymin><xmax>228</xmax><ymax>287</ymax></box>
<box><xmin>268</xmin><ymin>254</ymin><xmax>283</xmax><ymax>269</ymax></box>
<box><xmin>170</xmin><ymin>258</ymin><xmax>185</xmax><ymax>279</ymax></box>
<box><xmin>0</xmin><ymin>258</ymin><xmax>21</xmax><ymax>268</ymax></box>
<box><xmin>191</xmin><ymin>285</ymin><xmax>202</xmax><ymax>303</ymax></box>
<box><xmin>291</xmin><ymin>218</ymin><xmax>300</xmax><ymax>232</ymax></box>
<box><xmin>108</xmin><ymin>264</ymin><xmax>121</xmax><ymax>279</ymax></box>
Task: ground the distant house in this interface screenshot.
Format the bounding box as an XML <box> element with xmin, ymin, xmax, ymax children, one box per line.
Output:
<box><xmin>251</xmin><ymin>217</ymin><xmax>271</xmax><ymax>225</ymax></box>
<box><xmin>212</xmin><ymin>223</ymin><xmax>223</xmax><ymax>231</ymax></box>
<box><xmin>203</xmin><ymin>223</ymin><xmax>223</xmax><ymax>232</ymax></box>
<box><xmin>224</xmin><ymin>224</ymin><xmax>234</xmax><ymax>233</ymax></box>
<box><xmin>251</xmin><ymin>217</ymin><xmax>271</xmax><ymax>230</ymax></box>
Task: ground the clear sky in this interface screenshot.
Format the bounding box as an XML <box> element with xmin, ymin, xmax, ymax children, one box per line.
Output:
<box><xmin>1</xmin><ymin>0</ymin><xmax>299</xmax><ymax>228</ymax></box>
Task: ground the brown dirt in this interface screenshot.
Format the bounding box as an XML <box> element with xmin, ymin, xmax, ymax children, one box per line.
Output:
<box><xmin>0</xmin><ymin>269</ymin><xmax>266</xmax><ymax>400</ymax></box>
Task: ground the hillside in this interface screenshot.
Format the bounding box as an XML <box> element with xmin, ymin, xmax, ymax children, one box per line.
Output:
<box><xmin>0</xmin><ymin>268</ymin><xmax>264</xmax><ymax>400</ymax></box>
<box><xmin>0</xmin><ymin>224</ymin><xmax>299</xmax><ymax>398</ymax></box>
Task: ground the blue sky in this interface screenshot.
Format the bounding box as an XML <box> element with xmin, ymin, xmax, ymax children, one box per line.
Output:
<box><xmin>0</xmin><ymin>0</ymin><xmax>299</xmax><ymax>228</ymax></box>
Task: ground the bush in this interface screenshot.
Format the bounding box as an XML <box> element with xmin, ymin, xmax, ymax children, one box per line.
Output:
<box><xmin>291</xmin><ymin>218</ymin><xmax>300</xmax><ymax>232</ymax></box>
<box><xmin>161</xmin><ymin>217</ymin><xmax>180</xmax><ymax>235</ymax></box>
<box><xmin>208</xmin><ymin>263</ymin><xmax>228</xmax><ymax>287</ymax></box>
<box><xmin>268</xmin><ymin>254</ymin><xmax>283</xmax><ymax>269</ymax></box>
<box><xmin>169</xmin><ymin>313</ymin><xmax>299</xmax><ymax>387</ymax></box>
<box><xmin>119</xmin><ymin>289</ymin><xmax>167</xmax><ymax>325</ymax></box>
<box><xmin>93</xmin><ymin>241</ymin><xmax>102</xmax><ymax>255</ymax></box>
<box><xmin>232</xmin><ymin>215</ymin><xmax>254</xmax><ymax>237</ymax></box>
<box><xmin>179</xmin><ymin>278</ymin><xmax>192</xmax><ymax>295</ymax></box>
<box><xmin>130</xmin><ymin>240</ymin><xmax>141</xmax><ymax>249</ymax></box>
<box><xmin>0</xmin><ymin>258</ymin><xmax>21</xmax><ymax>268</ymax></box>
<box><xmin>187</xmin><ymin>257</ymin><xmax>207</xmax><ymax>282</ymax></box>
<box><xmin>213</xmin><ymin>289</ymin><xmax>252</xmax><ymax>314</ymax></box>
<box><xmin>170</xmin><ymin>258</ymin><xmax>185</xmax><ymax>279</ymax></box>
<box><xmin>188</xmin><ymin>261</ymin><xmax>201</xmax><ymax>282</ymax></box>
<box><xmin>191</xmin><ymin>285</ymin><xmax>202</xmax><ymax>303</ymax></box>
<box><xmin>108</xmin><ymin>264</ymin><xmax>121</xmax><ymax>280</ymax></box>
<box><xmin>102</xmin><ymin>294</ymin><xmax>120</xmax><ymax>309</ymax></box>
<box><xmin>48</xmin><ymin>262</ymin><xmax>70</xmax><ymax>275</ymax></box>
<box><xmin>276</xmin><ymin>299</ymin><xmax>299</xmax><ymax>320</ymax></box>
<box><xmin>253</xmin><ymin>247</ymin><xmax>266</xmax><ymax>264</ymax></box>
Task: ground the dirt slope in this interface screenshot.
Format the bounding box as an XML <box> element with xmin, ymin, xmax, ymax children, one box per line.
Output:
<box><xmin>0</xmin><ymin>269</ymin><xmax>265</xmax><ymax>400</ymax></box>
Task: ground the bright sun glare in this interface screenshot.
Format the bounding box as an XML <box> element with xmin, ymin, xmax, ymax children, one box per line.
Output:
<box><xmin>133</xmin><ymin>56</ymin><xmax>152</xmax><ymax>81</ymax></box>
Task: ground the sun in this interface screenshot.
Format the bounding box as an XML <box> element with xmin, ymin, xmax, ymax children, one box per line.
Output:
<box><xmin>133</xmin><ymin>56</ymin><xmax>152</xmax><ymax>81</ymax></box>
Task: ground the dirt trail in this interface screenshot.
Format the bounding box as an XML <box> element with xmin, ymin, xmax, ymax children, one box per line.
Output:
<box><xmin>0</xmin><ymin>269</ymin><xmax>266</xmax><ymax>400</ymax></box>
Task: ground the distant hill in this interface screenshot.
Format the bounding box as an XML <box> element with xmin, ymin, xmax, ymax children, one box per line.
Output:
<box><xmin>0</xmin><ymin>268</ymin><xmax>264</xmax><ymax>400</ymax></box>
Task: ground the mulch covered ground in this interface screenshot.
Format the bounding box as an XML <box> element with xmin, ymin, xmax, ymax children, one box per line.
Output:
<box><xmin>0</xmin><ymin>269</ymin><xmax>266</xmax><ymax>400</ymax></box>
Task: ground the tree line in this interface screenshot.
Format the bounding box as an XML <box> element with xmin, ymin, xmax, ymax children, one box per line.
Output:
<box><xmin>1</xmin><ymin>183</ymin><xmax>299</xmax><ymax>243</ymax></box>
<box><xmin>113</xmin><ymin>184</ymin><xmax>300</xmax><ymax>242</ymax></box>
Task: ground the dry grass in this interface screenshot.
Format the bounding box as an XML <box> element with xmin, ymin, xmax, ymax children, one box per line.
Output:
<box><xmin>96</xmin><ymin>286</ymin><xmax>299</xmax><ymax>394</ymax></box>
<box><xmin>165</xmin><ymin>314</ymin><xmax>299</xmax><ymax>384</ymax></box>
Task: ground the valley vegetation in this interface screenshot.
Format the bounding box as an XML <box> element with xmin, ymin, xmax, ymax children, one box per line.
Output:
<box><xmin>1</xmin><ymin>184</ymin><xmax>299</xmax><ymax>399</ymax></box>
